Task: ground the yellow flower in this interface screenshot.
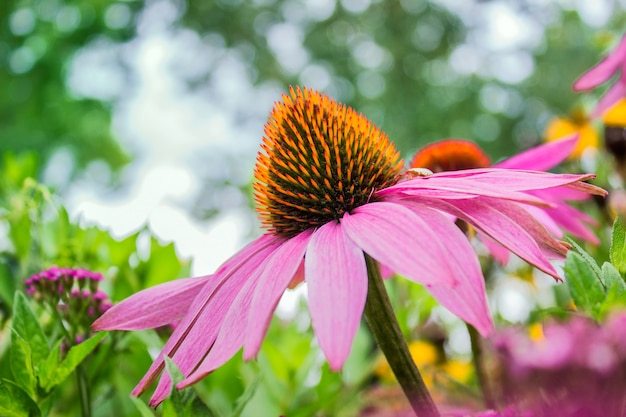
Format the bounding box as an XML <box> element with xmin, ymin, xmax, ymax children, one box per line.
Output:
<box><xmin>440</xmin><ymin>359</ymin><xmax>472</xmax><ymax>383</ymax></box>
<box><xmin>603</xmin><ymin>99</ymin><xmax>626</xmax><ymax>127</ymax></box>
<box><xmin>544</xmin><ymin>113</ymin><xmax>599</xmax><ymax>159</ymax></box>
<box><xmin>374</xmin><ymin>340</ymin><xmax>438</xmax><ymax>384</ymax></box>
<box><xmin>528</xmin><ymin>322</ymin><xmax>544</xmax><ymax>342</ymax></box>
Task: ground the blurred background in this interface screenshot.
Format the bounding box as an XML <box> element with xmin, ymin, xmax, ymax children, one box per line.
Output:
<box><xmin>2</xmin><ymin>0</ymin><xmax>624</xmax><ymax>274</ymax></box>
<box><xmin>2</xmin><ymin>0</ymin><xmax>626</xmax><ymax>415</ymax></box>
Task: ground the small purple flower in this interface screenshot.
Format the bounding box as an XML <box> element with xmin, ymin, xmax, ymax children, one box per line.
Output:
<box><xmin>26</xmin><ymin>266</ymin><xmax>112</xmax><ymax>345</ymax></box>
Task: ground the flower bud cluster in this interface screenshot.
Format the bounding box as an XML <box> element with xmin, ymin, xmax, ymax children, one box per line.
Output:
<box><xmin>26</xmin><ymin>266</ymin><xmax>112</xmax><ymax>345</ymax></box>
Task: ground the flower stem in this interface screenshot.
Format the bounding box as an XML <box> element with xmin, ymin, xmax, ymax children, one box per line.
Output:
<box><xmin>76</xmin><ymin>364</ymin><xmax>92</xmax><ymax>417</ymax></box>
<box><xmin>363</xmin><ymin>255</ymin><xmax>440</xmax><ymax>417</ymax></box>
<box><xmin>467</xmin><ymin>323</ymin><xmax>495</xmax><ymax>409</ymax></box>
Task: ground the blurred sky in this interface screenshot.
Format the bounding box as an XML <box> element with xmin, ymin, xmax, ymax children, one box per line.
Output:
<box><xmin>47</xmin><ymin>0</ymin><xmax>617</xmax><ymax>319</ymax></box>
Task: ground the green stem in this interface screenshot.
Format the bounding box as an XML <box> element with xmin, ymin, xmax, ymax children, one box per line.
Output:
<box><xmin>363</xmin><ymin>255</ymin><xmax>440</xmax><ymax>417</ymax></box>
<box><xmin>76</xmin><ymin>364</ymin><xmax>92</xmax><ymax>417</ymax></box>
<box><xmin>467</xmin><ymin>324</ymin><xmax>495</xmax><ymax>409</ymax></box>
<box><xmin>50</xmin><ymin>303</ymin><xmax>92</xmax><ymax>417</ymax></box>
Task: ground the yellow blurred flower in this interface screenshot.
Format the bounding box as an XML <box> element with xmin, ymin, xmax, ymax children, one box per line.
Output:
<box><xmin>440</xmin><ymin>359</ymin><xmax>472</xmax><ymax>383</ymax></box>
<box><xmin>544</xmin><ymin>112</ymin><xmax>599</xmax><ymax>159</ymax></box>
<box><xmin>374</xmin><ymin>340</ymin><xmax>438</xmax><ymax>384</ymax></box>
<box><xmin>528</xmin><ymin>322</ymin><xmax>544</xmax><ymax>342</ymax></box>
<box><xmin>603</xmin><ymin>99</ymin><xmax>626</xmax><ymax>126</ymax></box>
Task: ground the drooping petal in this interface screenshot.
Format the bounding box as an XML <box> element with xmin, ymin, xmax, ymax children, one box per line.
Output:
<box><xmin>403</xmin><ymin>203</ymin><xmax>493</xmax><ymax>335</ymax></box>
<box><xmin>92</xmin><ymin>275</ymin><xmax>214</xmax><ymax>331</ymax></box>
<box><xmin>178</xmin><ymin>268</ymin><xmax>262</xmax><ymax>388</ymax></box>
<box><xmin>477</xmin><ymin>231</ymin><xmax>511</xmax><ymax>265</ymax></box>
<box><xmin>541</xmin><ymin>202</ymin><xmax>600</xmax><ymax>245</ymax></box>
<box><xmin>494</xmin><ymin>135</ymin><xmax>578</xmax><ymax>171</ymax></box>
<box><xmin>520</xmin><ymin>204</ymin><xmax>564</xmax><ymax>238</ymax></box>
<box><xmin>242</xmin><ymin>230</ymin><xmax>312</xmax><ymax>360</ymax></box>
<box><xmin>573</xmin><ymin>35</ymin><xmax>626</xmax><ymax>91</ymax></box>
<box><xmin>421</xmin><ymin>197</ymin><xmax>565</xmax><ymax>279</ymax></box>
<box><xmin>305</xmin><ymin>221</ymin><xmax>367</xmax><ymax>370</ymax></box>
<box><xmin>592</xmin><ymin>81</ymin><xmax>626</xmax><ymax>118</ymax></box>
<box><xmin>137</xmin><ymin>234</ymin><xmax>284</xmax><ymax>405</ymax></box>
<box><xmin>342</xmin><ymin>201</ymin><xmax>456</xmax><ymax>287</ymax></box>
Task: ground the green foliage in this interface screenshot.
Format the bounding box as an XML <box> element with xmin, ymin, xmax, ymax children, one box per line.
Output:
<box><xmin>610</xmin><ymin>216</ymin><xmax>626</xmax><ymax>275</ymax></box>
<box><xmin>40</xmin><ymin>332</ymin><xmax>107</xmax><ymax>391</ymax></box>
<box><xmin>565</xmin><ymin>221</ymin><xmax>626</xmax><ymax>319</ymax></box>
<box><xmin>564</xmin><ymin>251</ymin><xmax>606</xmax><ymax>316</ymax></box>
<box><xmin>0</xmin><ymin>0</ymin><xmax>144</xmax><ymax>179</ymax></box>
<box><xmin>0</xmin><ymin>379</ymin><xmax>41</xmax><ymax>417</ymax></box>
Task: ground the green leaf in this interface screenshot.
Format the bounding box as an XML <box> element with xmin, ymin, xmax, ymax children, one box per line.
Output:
<box><xmin>41</xmin><ymin>332</ymin><xmax>108</xmax><ymax>391</ymax></box>
<box><xmin>567</xmin><ymin>237</ymin><xmax>603</xmax><ymax>278</ymax></box>
<box><xmin>610</xmin><ymin>216</ymin><xmax>626</xmax><ymax>275</ymax></box>
<box><xmin>0</xmin><ymin>379</ymin><xmax>40</xmax><ymax>417</ymax></box>
<box><xmin>602</xmin><ymin>262</ymin><xmax>626</xmax><ymax>296</ymax></box>
<box><xmin>161</xmin><ymin>357</ymin><xmax>213</xmax><ymax>417</ymax></box>
<box><xmin>9</xmin><ymin>331</ymin><xmax>37</xmax><ymax>398</ymax></box>
<box><xmin>564</xmin><ymin>251</ymin><xmax>606</xmax><ymax>315</ymax></box>
<box><xmin>8</xmin><ymin>212</ymin><xmax>32</xmax><ymax>261</ymax></box>
<box><xmin>162</xmin><ymin>356</ymin><xmax>185</xmax><ymax>417</ymax></box>
<box><xmin>0</xmin><ymin>259</ymin><xmax>16</xmax><ymax>309</ymax></box>
<box><xmin>38</xmin><ymin>340</ymin><xmax>62</xmax><ymax>391</ymax></box>
<box><xmin>231</xmin><ymin>378</ymin><xmax>261</xmax><ymax>417</ymax></box>
<box><xmin>11</xmin><ymin>292</ymin><xmax>49</xmax><ymax>369</ymax></box>
<box><xmin>129</xmin><ymin>396</ymin><xmax>158</xmax><ymax>417</ymax></box>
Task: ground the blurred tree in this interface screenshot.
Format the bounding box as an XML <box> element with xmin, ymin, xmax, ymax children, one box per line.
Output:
<box><xmin>0</xmin><ymin>0</ymin><xmax>144</xmax><ymax>180</ymax></box>
<box><xmin>178</xmin><ymin>0</ymin><xmax>625</xmax><ymax>160</ymax></box>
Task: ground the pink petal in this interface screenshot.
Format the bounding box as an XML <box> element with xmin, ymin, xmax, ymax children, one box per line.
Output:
<box><xmin>178</xmin><ymin>270</ymin><xmax>261</xmax><ymax>388</ymax></box>
<box><xmin>305</xmin><ymin>221</ymin><xmax>367</xmax><ymax>370</ymax></box>
<box><xmin>573</xmin><ymin>35</ymin><xmax>626</xmax><ymax>91</ymax></box>
<box><xmin>138</xmin><ymin>234</ymin><xmax>283</xmax><ymax>404</ymax></box>
<box><xmin>405</xmin><ymin>204</ymin><xmax>493</xmax><ymax>336</ymax></box>
<box><xmin>92</xmin><ymin>275</ymin><xmax>214</xmax><ymax>331</ymax></box>
<box><xmin>242</xmin><ymin>230</ymin><xmax>312</xmax><ymax>360</ymax></box>
<box><xmin>592</xmin><ymin>81</ymin><xmax>626</xmax><ymax>118</ymax></box>
<box><xmin>477</xmin><ymin>231</ymin><xmax>511</xmax><ymax>265</ymax></box>
<box><xmin>521</xmin><ymin>204</ymin><xmax>564</xmax><ymax>238</ymax></box>
<box><xmin>432</xmin><ymin>170</ymin><xmax>595</xmax><ymax>192</ymax></box>
<box><xmin>381</xmin><ymin>176</ymin><xmax>552</xmax><ymax>207</ymax></box>
<box><xmin>422</xmin><ymin>197</ymin><xmax>564</xmax><ymax>278</ymax></box>
<box><xmin>341</xmin><ymin>201</ymin><xmax>456</xmax><ymax>287</ymax></box>
<box><xmin>494</xmin><ymin>135</ymin><xmax>578</xmax><ymax>171</ymax></box>
<box><xmin>541</xmin><ymin>202</ymin><xmax>600</xmax><ymax>245</ymax></box>
<box><xmin>179</xmin><ymin>231</ymin><xmax>311</xmax><ymax>388</ymax></box>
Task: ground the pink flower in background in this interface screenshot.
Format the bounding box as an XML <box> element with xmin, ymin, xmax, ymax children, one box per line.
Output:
<box><xmin>93</xmin><ymin>87</ymin><xmax>605</xmax><ymax>405</ymax></box>
<box><xmin>490</xmin><ymin>313</ymin><xmax>626</xmax><ymax>417</ymax></box>
<box><xmin>410</xmin><ymin>135</ymin><xmax>599</xmax><ymax>264</ymax></box>
<box><xmin>573</xmin><ymin>34</ymin><xmax>626</xmax><ymax>117</ymax></box>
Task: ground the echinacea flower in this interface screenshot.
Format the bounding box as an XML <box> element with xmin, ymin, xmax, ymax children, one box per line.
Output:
<box><xmin>410</xmin><ymin>136</ymin><xmax>600</xmax><ymax>265</ymax></box>
<box><xmin>573</xmin><ymin>34</ymin><xmax>626</xmax><ymax>118</ymax></box>
<box><xmin>93</xmin><ymin>87</ymin><xmax>605</xmax><ymax>406</ymax></box>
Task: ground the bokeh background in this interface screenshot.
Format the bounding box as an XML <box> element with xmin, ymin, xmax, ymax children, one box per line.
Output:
<box><xmin>3</xmin><ymin>0</ymin><xmax>624</xmax><ymax>271</ymax></box>
<box><xmin>1</xmin><ymin>0</ymin><xmax>625</xmax><ymax>415</ymax></box>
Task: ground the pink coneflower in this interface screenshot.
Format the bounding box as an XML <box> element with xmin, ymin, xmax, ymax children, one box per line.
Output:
<box><xmin>489</xmin><ymin>314</ymin><xmax>626</xmax><ymax>417</ymax></box>
<box><xmin>410</xmin><ymin>136</ymin><xmax>599</xmax><ymax>264</ymax></box>
<box><xmin>573</xmin><ymin>34</ymin><xmax>626</xmax><ymax>118</ymax></box>
<box><xmin>93</xmin><ymin>87</ymin><xmax>605</xmax><ymax>406</ymax></box>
